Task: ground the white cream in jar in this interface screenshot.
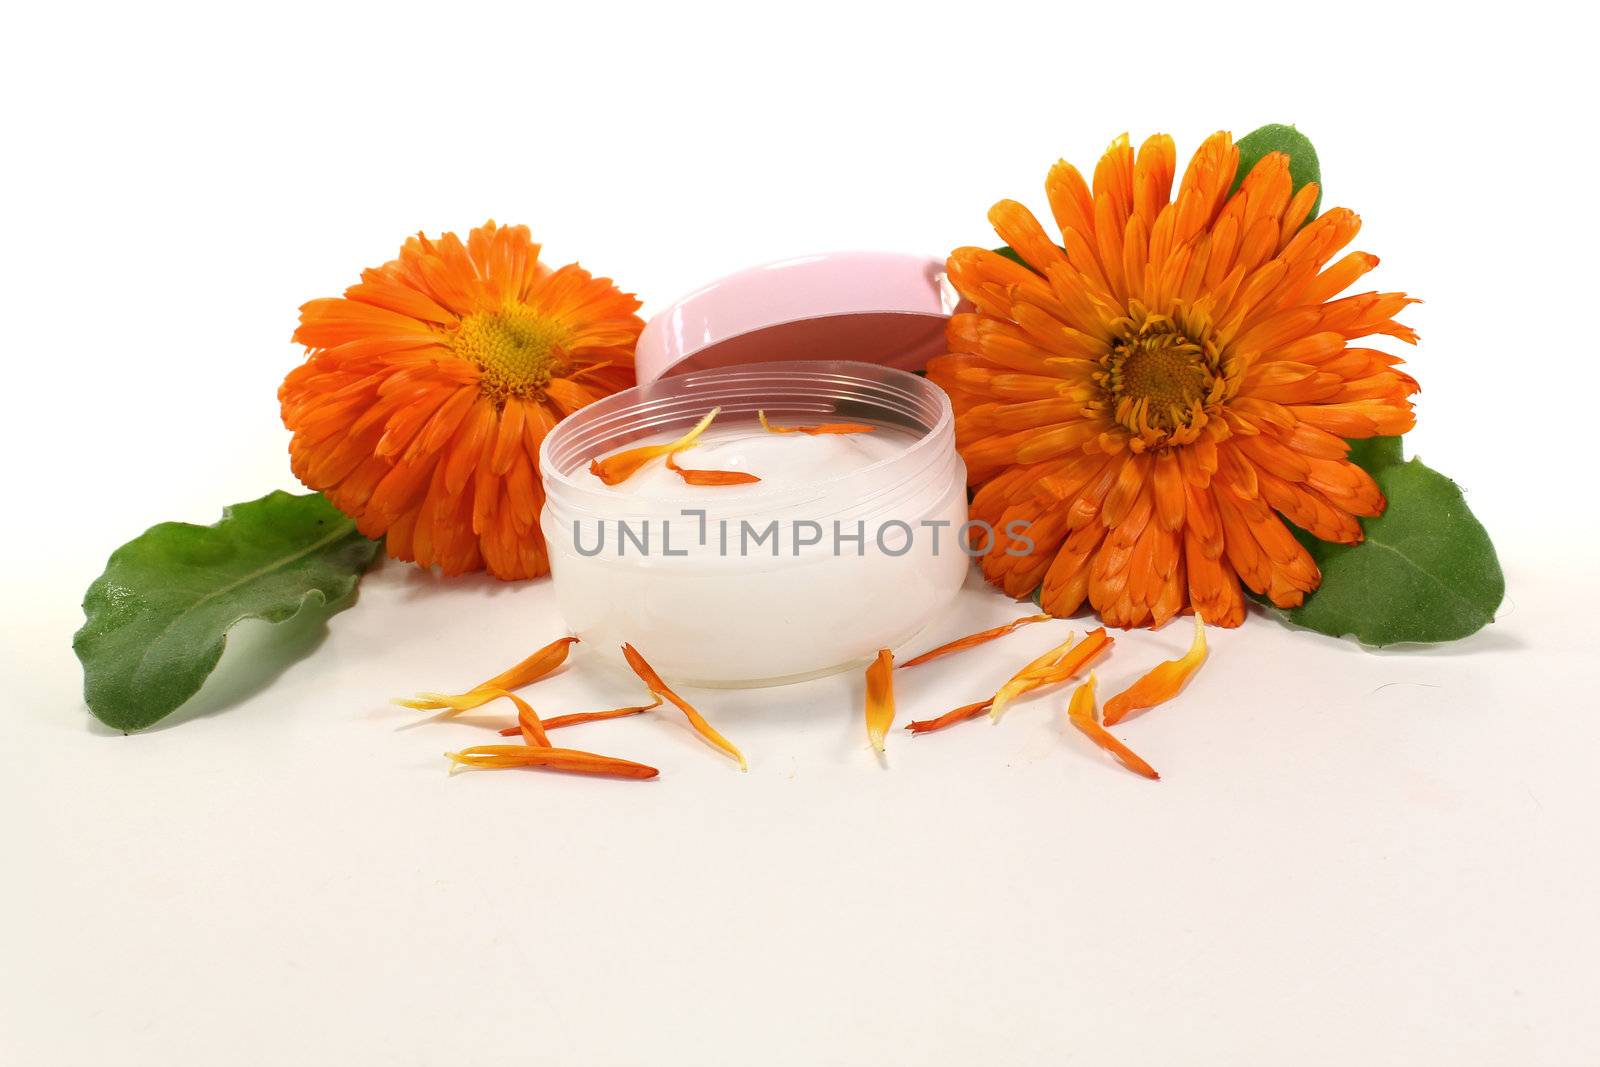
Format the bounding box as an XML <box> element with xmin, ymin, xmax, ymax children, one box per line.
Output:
<box><xmin>589</xmin><ymin>422</ymin><xmax>914</xmax><ymax>500</ymax></box>
<box><xmin>538</xmin><ymin>362</ymin><xmax>969</xmax><ymax>687</ymax></box>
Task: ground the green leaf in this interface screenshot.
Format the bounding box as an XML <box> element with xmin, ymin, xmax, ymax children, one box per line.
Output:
<box><xmin>994</xmin><ymin>246</ymin><xmax>1027</xmax><ymax>266</ymax></box>
<box><xmin>73</xmin><ymin>491</ymin><xmax>382</xmax><ymax>731</ymax></box>
<box><xmin>1343</xmin><ymin>434</ymin><xmax>1403</xmax><ymax>472</ymax></box>
<box><xmin>1271</xmin><ymin>445</ymin><xmax>1504</xmax><ymax>646</ymax></box>
<box><xmin>1233</xmin><ymin>123</ymin><xmax>1322</xmax><ymax>221</ymax></box>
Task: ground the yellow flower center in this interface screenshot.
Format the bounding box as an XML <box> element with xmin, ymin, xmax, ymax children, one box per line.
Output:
<box><xmin>452</xmin><ymin>306</ymin><xmax>573</xmax><ymax>404</ymax></box>
<box><xmin>1111</xmin><ymin>333</ymin><xmax>1209</xmax><ymax>416</ymax></box>
<box><xmin>1096</xmin><ymin>306</ymin><xmax>1227</xmax><ymax>448</ymax></box>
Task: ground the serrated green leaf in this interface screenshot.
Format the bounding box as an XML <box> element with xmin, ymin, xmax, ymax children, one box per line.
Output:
<box><xmin>1233</xmin><ymin>123</ymin><xmax>1322</xmax><ymax>221</ymax></box>
<box><xmin>1271</xmin><ymin>450</ymin><xmax>1504</xmax><ymax>646</ymax></box>
<box><xmin>73</xmin><ymin>491</ymin><xmax>381</xmax><ymax>731</ymax></box>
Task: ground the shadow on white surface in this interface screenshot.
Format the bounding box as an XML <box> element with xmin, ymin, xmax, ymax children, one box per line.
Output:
<box><xmin>394</xmin><ymin>564</ymin><xmax>529</xmax><ymax>603</ymax></box>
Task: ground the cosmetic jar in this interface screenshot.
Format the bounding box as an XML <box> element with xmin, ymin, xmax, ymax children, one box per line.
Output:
<box><xmin>539</xmin><ymin>361</ymin><xmax>969</xmax><ymax>687</ymax></box>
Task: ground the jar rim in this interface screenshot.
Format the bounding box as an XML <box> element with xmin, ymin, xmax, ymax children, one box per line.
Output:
<box><xmin>539</xmin><ymin>360</ymin><xmax>955</xmax><ymax>522</ymax></box>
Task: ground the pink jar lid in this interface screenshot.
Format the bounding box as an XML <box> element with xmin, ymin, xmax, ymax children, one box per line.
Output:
<box><xmin>633</xmin><ymin>250</ymin><xmax>961</xmax><ymax>385</ymax></box>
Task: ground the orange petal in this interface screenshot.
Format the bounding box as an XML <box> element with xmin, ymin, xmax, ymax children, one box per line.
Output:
<box><xmin>566</xmin><ymin>360</ymin><xmax>615</xmax><ymax>384</ymax></box>
<box><xmin>665</xmin><ymin>452</ymin><xmax>761</xmax><ymax>486</ymax></box>
<box><xmin>1018</xmin><ymin>627</ymin><xmax>1115</xmax><ymax>690</ymax></box>
<box><xmin>495</xmin><ymin>688</ymin><xmax>552</xmax><ymax>747</ymax></box>
<box><xmin>474</xmin><ymin>636</ymin><xmax>578</xmax><ymax>691</ymax></box>
<box><xmin>498</xmin><ymin>700</ymin><xmax>662</xmax><ymax>736</ymax></box>
<box><xmin>590</xmin><ymin>408</ymin><xmax>720</xmax><ymax>485</ymax></box>
<box><xmin>905</xmin><ymin>699</ymin><xmax>993</xmax><ymax>734</ymax></box>
<box><xmin>758</xmin><ymin>410</ymin><xmax>875</xmax><ymax>435</ymax></box>
<box><xmin>445</xmin><ymin>745</ymin><xmax>659</xmax><ymax>780</ymax></box>
<box><xmin>1066</xmin><ymin>675</ymin><xmax>1160</xmax><ymax>780</ymax></box>
<box><xmin>412</xmin><ymin>685</ymin><xmax>554</xmax><ymax>746</ymax></box>
<box><xmin>864</xmin><ymin>649</ymin><xmax>895</xmax><ymax>754</ymax></box>
<box><xmin>392</xmin><ymin>636</ymin><xmax>579</xmax><ymax>712</ymax></box>
<box><xmin>897</xmin><ymin>614</ymin><xmax>1053</xmax><ymax>669</ymax></box>
<box><xmin>1102</xmin><ymin>613</ymin><xmax>1208</xmax><ymax>725</ymax></box>
<box><xmin>990</xmin><ymin>634</ymin><xmax>1077</xmax><ymax>721</ymax></box>
<box><xmin>989</xmin><ymin>627</ymin><xmax>1114</xmax><ymax>721</ymax></box>
<box><xmin>622</xmin><ymin>643</ymin><xmax>747</xmax><ymax>770</ymax></box>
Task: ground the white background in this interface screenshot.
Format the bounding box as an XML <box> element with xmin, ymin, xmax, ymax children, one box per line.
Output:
<box><xmin>4</xmin><ymin>2</ymin><xmax>1597</xmax><ymax>1064</ymax></box>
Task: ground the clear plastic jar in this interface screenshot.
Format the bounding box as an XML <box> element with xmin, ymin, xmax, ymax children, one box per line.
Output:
<box><xmin>539</xmin><ymin>360</ymin><xmax>969</xmax><ymax>687</ymax></box>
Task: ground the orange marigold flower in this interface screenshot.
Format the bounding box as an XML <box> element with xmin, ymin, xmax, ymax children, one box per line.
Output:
<box><xmin>280</xmin><ymin>221</ymin><xmax>644</xmax><ymax>579</ymax></box>
<box><xmin>928</xmin><ymin>133</ymin><xmax>1420</xmax><ymax>628</ymax></box>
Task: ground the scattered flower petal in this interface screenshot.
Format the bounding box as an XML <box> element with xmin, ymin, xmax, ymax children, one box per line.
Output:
<box><xmin>911</xmin><ymin>629</ymin><xmax>1112</xmax><ymax>734</ymax></box>
<box><xmin>622</xmin><ymin>643</ymin><xmax>747</xmax><ymax>770</ymax></box>
<box><xmin>1102</xmin><ymin>613</ymin><xmax>1208</xmax><ymax>726</ymax></box>
<box><xmin>508</xmin><ymin>691</ymin><xmax>551</xmax><ymax>747</ymax></box>
<box><xmin>864</xmin><ymin>649</ymin><xmax>895</xmax><ymax>753</ymax></box>
<box><xmin>665</xmin><ymin>452</ymin><xmax>761</xmax><ymax>486</ymax></box>
<box><xmin>898</xmin><ymin>614</ymin><xmax>1053</xmax><ymax>669</ymax></box>
<box><xmin>905</xmin><ymin>699</ymin><xmax>992</xmax><ymax>734</ymax></box>
<box><xmin>498</xmin><ymin>700</ymin><xmax>662</xmax><ymax>736</ymax></box>
<box><xmin>590</xmin><ymin>408</ymin><xmax>720</xmax><ymax>485</ymax></box>
<box><xmin>392</xmin><ymin>636</ymin><xmax>578</xmax><ymax>712</ymax></box>
<box><xmin>758</xmin><ymin>409</ymin><xmax>875</xmax><ymax>435</ymax></box>
<box><xmin>1067</xmin><ymin>675</ymin><xmax>1160</xmax><ymax>780</ymax></box>
<box><xmin>990</xmin><ymin>635</ymin><xmax>1078</xmax><ymax>720</ymax></box>
<box><xmin>989</xmin><ymin>627</ymin><xmax>1113</xmax><ymax>721</ymax></box>
<box><xmin>445</xmin><ymin>745</ymin><xmax>659</xmax><ymax>780</ymax></box>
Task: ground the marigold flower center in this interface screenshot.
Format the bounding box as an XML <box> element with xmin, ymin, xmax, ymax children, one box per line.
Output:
<box><xmin>452</xmin><ymin>306</ymin><xmax>573</xmax><ymax>404</ymax></box>
<box><xmin>1113</xmin><ymin>334</ymin><xmax>1208</xmax><ymax>412</ymax></box>
<box><xmin>1096</xmin><ymin>308</ymin><xmax>1226</xmax><ymax>446</ymax></box>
